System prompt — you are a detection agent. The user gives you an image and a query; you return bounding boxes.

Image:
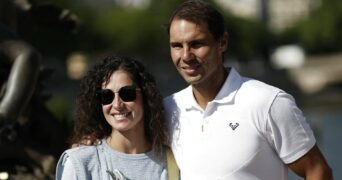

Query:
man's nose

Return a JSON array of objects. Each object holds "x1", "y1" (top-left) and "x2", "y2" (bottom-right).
[{"x1": 182, "y1": 47, "x2": 194, "y2": 61}]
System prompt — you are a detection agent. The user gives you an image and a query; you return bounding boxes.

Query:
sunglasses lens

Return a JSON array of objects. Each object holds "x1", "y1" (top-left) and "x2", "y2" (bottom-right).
[
  {"x1": 100, "y1": 89, "x2": 114, "y2": 105},
  {"x1": 119, "y1": 86, "x2": 137, "y2": 102},
  {"x1": 99, "y1": 86, "x2": 137, "y2": 104}
]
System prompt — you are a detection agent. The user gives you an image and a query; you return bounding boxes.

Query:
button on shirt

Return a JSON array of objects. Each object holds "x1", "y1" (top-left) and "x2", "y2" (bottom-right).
[{"x1": 163, "y1": 67, "x2": 316, "y2": 180}]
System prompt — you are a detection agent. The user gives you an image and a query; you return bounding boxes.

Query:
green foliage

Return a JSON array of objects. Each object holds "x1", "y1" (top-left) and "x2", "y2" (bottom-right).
[
  {"x1": 61, "y1": 1, "x2": 181, "y2": 57},
  {"x1": 27, "y1": 0, "x2": 342, "y2": 61},
  {"x1": 46, "y1": 95, "x2": 72, "y2": 122},
  {"x1": 92, "y1": 8, "x2": 161, "y2": 54},
  {"x1": 279, "y1": 0, "x2": 342, "y2": 53},
  {"x1": 224, "y1": 14, "x2": 270, "y2": 61}
]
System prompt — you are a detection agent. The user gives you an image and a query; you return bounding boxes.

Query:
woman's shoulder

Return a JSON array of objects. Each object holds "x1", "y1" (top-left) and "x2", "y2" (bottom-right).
[
  {"x1": 66, "y1": 145, "x2": 98, "y2": 156},
  {"x1": 56, "y1": 144, "x2": 107, "y2": 179},
  {"x1": 61, "y1": 144, "x2": 104, "y2": 166}
]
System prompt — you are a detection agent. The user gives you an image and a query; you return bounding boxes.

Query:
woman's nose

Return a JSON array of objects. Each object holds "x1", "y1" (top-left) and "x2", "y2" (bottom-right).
[{"x1": 112, "y1": 93, "x2": 123, "y2": 109}]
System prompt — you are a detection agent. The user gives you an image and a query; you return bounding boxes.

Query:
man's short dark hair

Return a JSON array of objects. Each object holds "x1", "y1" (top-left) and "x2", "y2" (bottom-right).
[{"x1": 167, "y1": 0, "x2": 226, "y2": 40}]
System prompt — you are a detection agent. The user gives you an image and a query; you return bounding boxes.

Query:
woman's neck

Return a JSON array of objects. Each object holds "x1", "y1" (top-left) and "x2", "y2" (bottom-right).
[{"x1": 107, "y1": 130, "x2": 151, "y2": 154}]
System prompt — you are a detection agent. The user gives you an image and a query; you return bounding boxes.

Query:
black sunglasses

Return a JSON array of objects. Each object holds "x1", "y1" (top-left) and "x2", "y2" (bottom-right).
[{"x1": 97, "y1": 85, "x2": 140, "y2": 105}]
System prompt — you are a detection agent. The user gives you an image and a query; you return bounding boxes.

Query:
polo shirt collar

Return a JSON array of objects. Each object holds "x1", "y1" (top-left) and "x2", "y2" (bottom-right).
[
  {"x1": 184, "y1": 67, "x2": 243, "y2": 110},
  {"x1": 183, "y1": 85, "x2": 199, "y2": 110},
  {"x1": 213, "y1": 67, "x2": 242, "y2": 104}
]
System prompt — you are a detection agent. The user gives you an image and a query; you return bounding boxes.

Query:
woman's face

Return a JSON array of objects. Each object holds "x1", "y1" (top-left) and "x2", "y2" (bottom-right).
[{"x1": 101, "y1": 70, "x2": 144, "y2": 133}]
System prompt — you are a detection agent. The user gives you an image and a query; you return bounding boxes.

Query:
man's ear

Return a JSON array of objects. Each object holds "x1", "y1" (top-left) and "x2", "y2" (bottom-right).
[{"x1": 219, "y1": 32, "x2": 228, "y2": 53}]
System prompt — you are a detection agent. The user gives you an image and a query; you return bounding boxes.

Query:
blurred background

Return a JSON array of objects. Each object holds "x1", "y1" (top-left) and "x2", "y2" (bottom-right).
[{"x1": 0, "y1": 0, "x2": 341, "y2": 179}]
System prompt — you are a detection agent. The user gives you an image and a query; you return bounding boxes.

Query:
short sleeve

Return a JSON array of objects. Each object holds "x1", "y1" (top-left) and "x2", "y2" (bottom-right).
[
  {"x1": 56, "y1": 154, "x2": 77, "y2": 180},
  {"x1": 265, "y1": 92, "x2": 316, "y2": 164}
]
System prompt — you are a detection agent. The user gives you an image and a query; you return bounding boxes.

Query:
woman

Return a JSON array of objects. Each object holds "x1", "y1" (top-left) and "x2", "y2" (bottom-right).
[{"x1": 56, "y1": 55, "x2": 170, "y2": 180}]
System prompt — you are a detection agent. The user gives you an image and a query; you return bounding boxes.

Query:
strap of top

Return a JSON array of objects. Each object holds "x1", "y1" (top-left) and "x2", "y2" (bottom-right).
[{"x1": 166, "y1": 147, "x2": 179, "y2": 180}]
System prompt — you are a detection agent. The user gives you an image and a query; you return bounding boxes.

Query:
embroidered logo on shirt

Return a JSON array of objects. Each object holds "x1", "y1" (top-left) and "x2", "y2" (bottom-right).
[{"x1": 229, "y1": 122, "x2": 239, "y2": 130}]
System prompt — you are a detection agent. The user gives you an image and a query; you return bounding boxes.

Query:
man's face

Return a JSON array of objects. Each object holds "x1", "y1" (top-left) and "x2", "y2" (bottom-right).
[{"x1": 169, "y1": 19, "x2": 227, "y2": 86}]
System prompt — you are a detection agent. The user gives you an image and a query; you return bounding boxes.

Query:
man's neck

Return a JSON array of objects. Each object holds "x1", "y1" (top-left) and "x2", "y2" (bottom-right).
[{"x1": 192, "y1": 67, "x2": 228, "y2": 110}]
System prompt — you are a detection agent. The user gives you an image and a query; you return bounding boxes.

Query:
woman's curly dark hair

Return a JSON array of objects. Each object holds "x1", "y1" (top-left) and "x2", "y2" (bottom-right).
[{"x1": 70, "y1": 55, "x2": 168, "y2": 155}]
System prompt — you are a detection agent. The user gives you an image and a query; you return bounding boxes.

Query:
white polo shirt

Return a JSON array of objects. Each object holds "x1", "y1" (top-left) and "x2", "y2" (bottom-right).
[{"x1": 164, "y1": 68, "x2": 316, "y2": 180}]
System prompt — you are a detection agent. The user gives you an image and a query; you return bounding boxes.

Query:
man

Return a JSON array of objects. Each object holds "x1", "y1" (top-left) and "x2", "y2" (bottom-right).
[{"x1": 163, "y1": 0, "x2": 333, "y2": 179}]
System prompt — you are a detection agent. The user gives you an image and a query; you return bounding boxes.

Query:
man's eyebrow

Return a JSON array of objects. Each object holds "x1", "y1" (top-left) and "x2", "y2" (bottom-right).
[
  {"x1": 190, "y1": 39, "x2": 205, "y2": 44},
  {"x1": 169, "y1": 41, "x2": 181, "y2": 45}
]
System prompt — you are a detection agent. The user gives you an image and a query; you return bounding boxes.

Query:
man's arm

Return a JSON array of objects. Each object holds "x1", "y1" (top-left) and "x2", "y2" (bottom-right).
[{"x1": 288, "y1": 145, "x2": 333, "y2": 180}]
